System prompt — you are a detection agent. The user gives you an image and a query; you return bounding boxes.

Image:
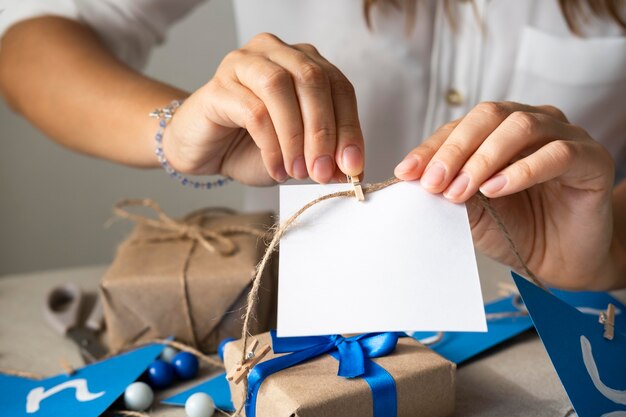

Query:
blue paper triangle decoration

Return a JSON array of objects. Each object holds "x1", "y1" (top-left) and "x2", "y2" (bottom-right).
[
  {"x1": 0, "y1": 343, "x2": 163, "y2": 417},
  {"x1": 512, "y1": 272, "x2": 626, "y2": 417}
]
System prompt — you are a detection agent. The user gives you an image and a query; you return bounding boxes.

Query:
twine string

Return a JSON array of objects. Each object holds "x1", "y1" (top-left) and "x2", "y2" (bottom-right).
[
  {"x1": 181, "y1": 240, "x2": 200, "y2": 347},
  {"x1": 104, "y1": 331, "x2": 229, "y2": 371},
  {"x1": 0, "y1": 369, "x2": 44, "y2": 379},
  {"x1": 114, "y1": 411, "x2": 150, "y2": 417},
  {"x1": 151, "y1": 339, "x2": 225, "y2": 369},
  {"x1": 113, "y1": 404, "x2": 232, "y2": 417},
  {"x1": 474, "y1": 193, "x2": 546, "y2": 290}
]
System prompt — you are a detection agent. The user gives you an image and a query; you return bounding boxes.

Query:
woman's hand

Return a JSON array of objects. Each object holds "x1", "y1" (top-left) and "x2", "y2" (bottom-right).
[
  {"x1": 395, "y1": 101, "x2": 620, "y2": 290},
  {"x1": 162, "y1": 33, "x2": 364, "y2": 186}
]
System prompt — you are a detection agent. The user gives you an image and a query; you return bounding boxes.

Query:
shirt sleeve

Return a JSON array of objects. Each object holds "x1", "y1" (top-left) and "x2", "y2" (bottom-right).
[{"x1": 0, "y1": 0, "x2": 204, "y2": 69}]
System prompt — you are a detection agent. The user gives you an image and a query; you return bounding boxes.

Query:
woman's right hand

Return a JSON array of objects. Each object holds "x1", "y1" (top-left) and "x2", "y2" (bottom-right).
[
  {"x1": 162, "y1": 33, "x2": 365, "y2": 186},
  {"x1": 394, "y1": 101, "x2": 622, "y2": 290}
]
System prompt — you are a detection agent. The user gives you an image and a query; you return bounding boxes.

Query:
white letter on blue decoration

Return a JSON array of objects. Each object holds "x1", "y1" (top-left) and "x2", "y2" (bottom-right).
[{"x1": 26, "y1": 379, "x2": 105, "y2": 413}]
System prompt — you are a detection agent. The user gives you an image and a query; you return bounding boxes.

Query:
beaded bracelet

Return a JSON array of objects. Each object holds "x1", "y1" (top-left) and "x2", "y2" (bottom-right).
[{"x1": 149, "y1": 99, "x2": 232, "y2": 190}]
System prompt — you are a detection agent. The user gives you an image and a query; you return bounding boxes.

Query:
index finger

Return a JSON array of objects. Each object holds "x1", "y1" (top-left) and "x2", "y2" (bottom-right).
[
  {"x1": 394, "y1": 120, "x2": 460, "y2": 180},
  {"x1": 294, "y1": 44, "x2": 365, "y2": 178}
]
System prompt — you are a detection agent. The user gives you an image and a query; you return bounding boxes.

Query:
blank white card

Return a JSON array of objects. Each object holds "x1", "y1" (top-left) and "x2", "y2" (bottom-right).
[{"x1": 277, "y1": 181, "x2": 487, "y2": 337}]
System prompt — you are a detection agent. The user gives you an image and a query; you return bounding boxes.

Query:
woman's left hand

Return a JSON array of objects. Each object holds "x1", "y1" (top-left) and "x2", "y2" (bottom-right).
[{"x1": 394, "y1": 101, "x2": 620, "y2": 290}]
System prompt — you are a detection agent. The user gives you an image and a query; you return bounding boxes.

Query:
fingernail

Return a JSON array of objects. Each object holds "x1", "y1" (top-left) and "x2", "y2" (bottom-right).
[
  {"x1": 421, "y1": 162, "x2": 446, "y2": 188},
  {"x1": 275, "y1": 165, "x2": 288, "y2": 182},
  {"x1": 312, "y1": 155, "x2": 334, "y2": 183},
  {"x1": 444, "y1": 172, "x2": 470, "y2": 199},
  {"x1": 293, "y1": 156, "x2": 308, "y2": 179},
  {"x1": 394, "y1": 155, "x2": 419, "y2": 176},
  {"x1": 342, "y1": 145, "x2": 363, "y2": 175},
  {"x1": 480, "y1": 174, "x2": 507, "y2": 195}
]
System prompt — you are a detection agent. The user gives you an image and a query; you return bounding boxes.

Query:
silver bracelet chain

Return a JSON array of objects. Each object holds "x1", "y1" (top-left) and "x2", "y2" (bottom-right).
[{"x1": 150, "y1": 100, "x2": 232, "y2": 190}]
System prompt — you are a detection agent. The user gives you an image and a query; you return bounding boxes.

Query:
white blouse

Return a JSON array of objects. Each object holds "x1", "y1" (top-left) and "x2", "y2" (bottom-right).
[{"x1": 1, "y1": 0, "x2": 625, "y2": 209}]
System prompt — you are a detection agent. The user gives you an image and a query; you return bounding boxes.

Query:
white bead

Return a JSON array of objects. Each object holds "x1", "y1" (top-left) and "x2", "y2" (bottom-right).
[
  {"x1": 124, "y1": 382, "x2": 154, "y2": 411},
  {"x1": 161, "y1": 346, "x2": 178, "y2": 363},
  {"x1": 185, "y1": 392, "x2": 215, "y2": 417}
]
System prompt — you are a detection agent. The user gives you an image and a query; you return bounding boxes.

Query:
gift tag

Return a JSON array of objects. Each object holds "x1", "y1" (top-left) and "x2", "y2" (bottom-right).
[
  {"x1": 161, "y1": 372, "x2": 234, "y2": 412},
  {"x1": 412, "y1": 294, "x2": 533, "y2": 364},
  {"x1": 512, "y1": 272, "x2": 626, "y2": 417},
  {"x1": 0, "y1": 344, "x2": 163, "y2": 416},
  {"x1": 278, "y1": 181, "x2": 486, "y2": 336}
]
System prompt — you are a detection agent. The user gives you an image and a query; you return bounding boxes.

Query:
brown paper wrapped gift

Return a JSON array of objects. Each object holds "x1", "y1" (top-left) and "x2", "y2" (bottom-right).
[
  {"x1": 100, "y1": 199, "x2": 277, "y2": 353},
  {"x1": 224, "y1": 331, "x2": 456, "y2": 417}
]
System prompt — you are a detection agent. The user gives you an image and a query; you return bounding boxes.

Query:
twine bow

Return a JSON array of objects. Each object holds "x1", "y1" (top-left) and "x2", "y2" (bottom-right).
[{"x1": 112, "y1": 199, "x2": 267, "y2": 256}]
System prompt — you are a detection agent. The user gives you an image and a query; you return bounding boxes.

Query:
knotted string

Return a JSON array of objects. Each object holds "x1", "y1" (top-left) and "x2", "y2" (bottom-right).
[
  {"x1": 232, "y1": 177, "x2": 547, "y2": 416},
  {"x1": 112, "y1": 199, "x2": 269, "y2": 347}
]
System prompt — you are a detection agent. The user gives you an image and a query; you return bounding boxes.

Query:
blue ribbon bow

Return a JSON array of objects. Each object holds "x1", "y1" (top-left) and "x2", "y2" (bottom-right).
[{"x1": 246, "y1": 331, "x2": 402, "y2": 417}]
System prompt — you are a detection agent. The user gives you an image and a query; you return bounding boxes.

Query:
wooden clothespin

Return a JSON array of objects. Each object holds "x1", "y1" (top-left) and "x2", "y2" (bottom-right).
[
  {"x1": 226, "y1": 338, "x2": 271, "y2": 384},
  {"x1": 599, "y1": 303, "x2": 616, "y2": 341},
  {"x1": 347, "y1": 175, "x2": 364, "y2": 202}
]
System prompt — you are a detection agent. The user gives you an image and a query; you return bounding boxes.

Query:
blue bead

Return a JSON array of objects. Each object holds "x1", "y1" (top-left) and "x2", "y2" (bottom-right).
[
  {"x1": 172, "y1": 352, "x2": 199, "y2": 380},
  {"x1": 217, "y1": 338, "x2": 236, "y2": 362},
  {"x1": 182, "y1": 178, "x2": 189, "y2": 185},
  {"x1": 159, "y1": 120, "x2": 167, "y2": 127},
  {"x1": 206, "y1": 183, "x2": 212, "y2": 189},
  {"x1": 148, "y1": 360, "x2": 175, "y2": 389}
]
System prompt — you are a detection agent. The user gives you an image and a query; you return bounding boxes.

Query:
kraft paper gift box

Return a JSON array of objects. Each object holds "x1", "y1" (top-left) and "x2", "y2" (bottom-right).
[
  {"x1": 224, "y1": 331, "x2": 456, "y2": 417},
  {"x1": 100, "y1": 200, "x2": 277, "y2": 353}
]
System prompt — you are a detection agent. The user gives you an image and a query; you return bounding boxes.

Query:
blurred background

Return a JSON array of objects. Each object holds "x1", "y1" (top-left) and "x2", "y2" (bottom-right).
[
  {"x1": 0, "y1": 0, "x2": 508, "y2": 284},
  {"x1": 0, "y1": 0, "x2": 244, "y2": 275}
]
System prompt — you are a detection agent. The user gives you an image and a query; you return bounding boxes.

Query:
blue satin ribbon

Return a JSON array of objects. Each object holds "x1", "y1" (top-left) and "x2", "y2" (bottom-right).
[{"x1": 245, "y1": 331, "x2": 401, "y2": 417}]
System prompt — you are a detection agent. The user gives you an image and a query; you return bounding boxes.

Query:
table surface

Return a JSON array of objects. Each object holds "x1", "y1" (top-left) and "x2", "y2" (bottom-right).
[{"x1": 3, "y1": 262, "x2": 620, "y2": 416}]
